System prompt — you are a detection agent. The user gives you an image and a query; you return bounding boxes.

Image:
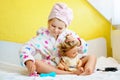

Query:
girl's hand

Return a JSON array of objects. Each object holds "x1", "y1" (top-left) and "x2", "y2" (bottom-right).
[
  {"x1": 25, "y1": 60, "x2": 36, "y2": 74},
  {"x1": 65, "y1": 34, "x2": 75, "y2": 43},
  {"x1": 65, "y1": 34, "x2": 81, "y2": 46}
]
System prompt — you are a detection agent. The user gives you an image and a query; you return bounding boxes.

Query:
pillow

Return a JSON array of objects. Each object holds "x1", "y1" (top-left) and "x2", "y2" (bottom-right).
[{"x1": 87, "y1": 37, "x2": 107, "y2": 58}]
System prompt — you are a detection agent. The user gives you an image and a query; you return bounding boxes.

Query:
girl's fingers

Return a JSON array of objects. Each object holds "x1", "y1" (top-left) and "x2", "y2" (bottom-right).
[
  {"x1": 30, "y1": 65, "x2": 36, "y2": 74},
  {"x1": 27, "y1": 63, "x2": 36, "y2": 74}
]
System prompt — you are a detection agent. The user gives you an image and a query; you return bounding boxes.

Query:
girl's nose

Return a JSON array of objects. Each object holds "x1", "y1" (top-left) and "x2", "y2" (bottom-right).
[{"x1": 54, "y1": 28, "x2": 58, "y2": 33}]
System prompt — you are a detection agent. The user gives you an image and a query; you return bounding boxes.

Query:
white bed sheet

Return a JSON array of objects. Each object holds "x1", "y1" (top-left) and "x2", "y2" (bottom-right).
[{"x1": 0, "y1": 56, "x2": 120, "y2": 80}]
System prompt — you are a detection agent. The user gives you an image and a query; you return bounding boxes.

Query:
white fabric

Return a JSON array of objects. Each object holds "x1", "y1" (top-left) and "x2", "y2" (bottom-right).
[
  {"x1": 48, "y1": 2, "x2": 73, "y2": 26},
  {"x1": 0, "y1": 56, "x2": 120, "y2": 80}
]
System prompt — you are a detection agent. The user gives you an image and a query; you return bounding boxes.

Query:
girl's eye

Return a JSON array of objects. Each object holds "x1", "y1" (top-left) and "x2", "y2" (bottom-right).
[
  {"x1": 58, "y1": 27, "x2": 62, "y2": 30},
  {"x1": 52, "y1": 25, "x2": 56, "y2": 28}
]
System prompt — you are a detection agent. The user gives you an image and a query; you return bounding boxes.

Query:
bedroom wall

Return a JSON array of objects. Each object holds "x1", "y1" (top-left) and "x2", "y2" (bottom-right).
[
  {"x1": 0, "y1": 0, "x2": 111, "y2": 56},
  {"x1": 88, "y1": 0, "x2": 113, "y2": 21}
]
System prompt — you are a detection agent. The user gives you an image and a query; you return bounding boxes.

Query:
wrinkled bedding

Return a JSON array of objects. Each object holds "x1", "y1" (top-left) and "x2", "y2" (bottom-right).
[{"x1": 0, "y1": 56, "x2": 120, "y2": 80}]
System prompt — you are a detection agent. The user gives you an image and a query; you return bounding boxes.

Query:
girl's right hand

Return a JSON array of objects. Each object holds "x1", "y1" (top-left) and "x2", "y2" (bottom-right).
[{"x1": 25, "y1": 60, "x2": 36, "y2": 74}]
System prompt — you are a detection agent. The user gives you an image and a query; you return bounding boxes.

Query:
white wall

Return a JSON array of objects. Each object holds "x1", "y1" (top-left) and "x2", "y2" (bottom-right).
[
  {"x1": 88, "y1": 0, "x2": 113, "y2": 21},
  {"x1": 112, "y1": 0, "x2": 120, "y2": 25}
]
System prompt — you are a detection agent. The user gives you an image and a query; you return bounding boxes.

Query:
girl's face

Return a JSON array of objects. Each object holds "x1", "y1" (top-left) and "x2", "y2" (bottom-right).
[
  {"x1": 48, "y1": 18, "x2": 66, "y2": 39},
  {"x1": 65, "y1": 46, "x2": 78, "y2": 58}
]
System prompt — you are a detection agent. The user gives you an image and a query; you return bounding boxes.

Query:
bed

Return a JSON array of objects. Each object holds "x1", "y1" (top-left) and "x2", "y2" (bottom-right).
[{"x1": 0, "y1": 37, "x2": 120, "y2": 80}]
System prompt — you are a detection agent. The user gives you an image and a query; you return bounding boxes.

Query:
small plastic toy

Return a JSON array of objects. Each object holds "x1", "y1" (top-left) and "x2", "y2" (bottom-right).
[{"x1": 40, "y1": 72, "x2": 56, "y2": 77}]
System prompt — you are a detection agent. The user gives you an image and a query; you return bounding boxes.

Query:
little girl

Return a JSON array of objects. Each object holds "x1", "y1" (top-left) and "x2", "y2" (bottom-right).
[{"x1": 19, "y1": 2, "x2": 96, "y2": 76}]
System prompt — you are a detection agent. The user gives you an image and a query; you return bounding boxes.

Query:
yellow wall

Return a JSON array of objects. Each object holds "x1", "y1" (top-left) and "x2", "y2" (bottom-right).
[{"x1": 0, "y1": 0, "x2": 111, "y2": 56}]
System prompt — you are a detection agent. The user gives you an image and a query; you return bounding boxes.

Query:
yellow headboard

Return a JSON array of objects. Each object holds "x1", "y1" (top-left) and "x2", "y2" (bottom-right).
[{"x1": 0, "y1": 0, "x2": 111, "y2": 56}]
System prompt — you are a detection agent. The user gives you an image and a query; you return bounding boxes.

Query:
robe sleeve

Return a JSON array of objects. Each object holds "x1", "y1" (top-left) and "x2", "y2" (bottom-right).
[{"x1": 19, "y1": 43, "x2": 36, "y2": 67}]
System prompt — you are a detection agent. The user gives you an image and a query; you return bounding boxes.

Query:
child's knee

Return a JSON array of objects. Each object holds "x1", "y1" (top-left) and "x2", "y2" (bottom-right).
[
  {"x1": 88, "y1": 55, "x2": 97, "y2": 63},
  {"x1": 88, "y1": 54, "x2": 97, "y2": 59},
  {"x1": 85, "y1": 68, "x2": 93, "y2": 75}
]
